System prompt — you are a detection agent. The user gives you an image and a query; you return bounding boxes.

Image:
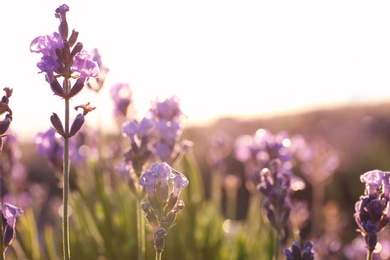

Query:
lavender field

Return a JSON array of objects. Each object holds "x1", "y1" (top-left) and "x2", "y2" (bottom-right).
[{"x1": 2, "y1": 3, "x2": 390, "y2": 260}]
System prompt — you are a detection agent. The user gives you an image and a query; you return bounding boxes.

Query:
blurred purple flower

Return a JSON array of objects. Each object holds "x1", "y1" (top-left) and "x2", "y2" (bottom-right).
[
  {"x1": 234, "y1": 128, "x2": 297, "y2": 192},
  {"x1": 110, "y1": 83, "x2": 132, "y2": 118},
  {"x1": 207, "y1": 131, "x2": 233, "y2": 173},
  {"x1": 34, "y1": 128, "x2": 63, "y2": 170},
  {"x1": 149, "y1": 96, "x2": 182, "y2": 121},
  {"x1": 292, "y1": 135, "x2": 340, "y2": 184}
]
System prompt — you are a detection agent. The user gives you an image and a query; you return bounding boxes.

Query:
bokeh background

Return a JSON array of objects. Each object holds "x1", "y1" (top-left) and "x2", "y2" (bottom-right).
[{"x1": 2, "y1": 1, "x2": 390, "y2": 259}]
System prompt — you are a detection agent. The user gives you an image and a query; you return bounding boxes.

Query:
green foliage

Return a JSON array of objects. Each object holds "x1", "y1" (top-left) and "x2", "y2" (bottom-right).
[{"x1": 8, "y1": 151, "x2": 276, "y2": 260}]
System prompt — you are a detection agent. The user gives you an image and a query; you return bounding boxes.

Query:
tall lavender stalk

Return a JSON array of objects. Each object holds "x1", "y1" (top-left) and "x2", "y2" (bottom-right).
[
  {"x1": 139, "y1": 162, "x2": 189, "y2": 260},
  {"x1": 354, "y1": 170, "x2": 390, "y2": 260},
  {"x1": 0, "y1": 90, "x2": 26, "y2": 260},
  {"x1": 30, "y1": 5, "x2": 99, "y2": 259},
  {"x1": 118, "y1": 95, "x2": 189, "y2": 260}
]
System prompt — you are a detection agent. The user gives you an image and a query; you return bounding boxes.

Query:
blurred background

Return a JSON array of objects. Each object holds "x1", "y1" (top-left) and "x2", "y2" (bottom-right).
[
  {"x1": 1, "y1": 1, "x2": 390, "y2": 258},
  {"x1": 1, "y1": 0, "x2": 390, "y2": 142}
]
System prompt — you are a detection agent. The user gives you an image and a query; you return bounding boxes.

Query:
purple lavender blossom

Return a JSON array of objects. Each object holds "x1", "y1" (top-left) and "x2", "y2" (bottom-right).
[
  {"x1": 146, "y1": 96, "x2": 184, "y2": 161},
  {"x1": 30, "y1": 32, "x2": 64, "y2": 56},
  {"x1": 355, "y1": 170, "x2": 390, "y2": 253},
  {"x1": 71, "y1": 50, "x2": 100, "y2": 79},
  {"x1": 139, "y1": 162, "x2": 189, "y2": 253},
  {"x1": 259, "y1": 158, "x2": 292, "y2": 244},
  {"x1": 149, "y1": 96, "x2": 182, "y2": 121},
  {"x1": 234, "y1": 129, "x2": 301, "y2": 193}
]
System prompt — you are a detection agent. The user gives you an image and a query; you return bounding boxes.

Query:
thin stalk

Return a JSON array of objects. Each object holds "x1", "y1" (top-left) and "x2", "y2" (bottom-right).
[
  {"x1": 211, "y1": 171, "x2": 222, "y2": 206},
  {"x1": 226, "y1": 186, "x2": 237, "y2": 220},
  {"x1": 136, "y1": 196, "x2": 145, "y2": 260},
  {"x1": 367, "y1": 250, "x2": 373, "y2": 260},
  {"x1": 155, "y1": 251, "x2": 162, "y2": 260},
  {"x1": 62, "y1": 84, "x2": 71, "y2": 260},
  {"x1": 311, "y1": 179, "x2": 324, "y2": 238},
  {"x1": 0, "y1": 155, "x2": 3, "y2": 260},
  {"x1": 274, "y1": 230, "x2": 280, "y2": 260}
]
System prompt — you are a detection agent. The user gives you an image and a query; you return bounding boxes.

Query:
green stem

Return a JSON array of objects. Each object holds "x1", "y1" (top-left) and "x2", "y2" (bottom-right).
[
  {"x1": 136, "y1": 196, "x2": 145, "y2": 260},
  {"x1": 226, "y1": 186, "x2": 237, "y2": 220},
  {"x1": 367, "y1": 250, "x2": 373, "y2": 260},
  {"x1": 155, "y1": 251, "x2": 162, "y2": 260},
  {"x1": 62, "y1": 89, "x2": 70, "y2": 260},
  {"x1": 274, "y1": 230, "x2": 280, "y2": 260}
]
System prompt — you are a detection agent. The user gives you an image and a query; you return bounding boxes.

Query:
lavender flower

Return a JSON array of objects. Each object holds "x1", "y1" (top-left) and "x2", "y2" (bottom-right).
[
  {"x1": 139, "y1": 162, "x2": 189, "y2": 253},
  {"x1": 147, "y1": 96, "x2": 185, "y2": 162},
  {"x1": 260, "y1": 159, "x2": 292, "y2": 244},
  {"x1": 1, "y1": 202, "x2": 23, "y2": 253},
  {"x1": 71, "y1": 50, "x2": 100, "y2": 79},
  {"x1": 234, "y1": 129, "x2": 304, "y2": 193},
  {"x1": 355, "y1": 170, "x2": 390, "y2": 253},
  {"x1": 122, "y1": 117, "x2": 155, "y2": 175},
  {"x1": 284, "y1": 241, "x2": 315, "y2": 260},
  {"x1": 121, "y1": 95, "x2": 190, "y2": 177}
]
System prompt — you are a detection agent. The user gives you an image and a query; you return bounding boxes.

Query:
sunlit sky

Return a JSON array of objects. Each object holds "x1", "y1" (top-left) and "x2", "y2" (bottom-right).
[{"x1": 1, "y1": 1, "x2": 390, "y2": 142}]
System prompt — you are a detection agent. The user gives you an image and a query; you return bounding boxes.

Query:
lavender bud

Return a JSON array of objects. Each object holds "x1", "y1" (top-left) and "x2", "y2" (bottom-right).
[
  {"x1": 50, "y1": 113, "x2": 65, "y2": 136},
  {"x1": 0, "y1": 115, "x2": 12, "y2": 135},
  {"x1": 154, "y1": 227, "x2": 167, "y2": 253},
  {"x1": 3, "y1": 224, "x2": 15, "y2": 250},
  {"x1": 58, "y1": 22, "x2": 68, "y2": 41},
  {"x1": 62, "y1": 41, "x2": 71, "y2": 63},
  {"x1": 70, "y1": 42, "x2": 83, "y2": 59},
  {"x1": 69, "y1": 114, "x2": 84, "y2": 137},
  {"x1": 49, "y1": 78, "x2": 65, "y2": 97},
  {"x1": 141, "y1": 202, "x2": 158, "y2": 229},
  {"x1": 68, "y1": 29, "x2": 79, "y2": 47},
  {"x1": 68, "y1": 77, "x2": 85, "y2": 98},
  {"x1": 3, "y1": 88, "x2": 12, "y2": 99}
]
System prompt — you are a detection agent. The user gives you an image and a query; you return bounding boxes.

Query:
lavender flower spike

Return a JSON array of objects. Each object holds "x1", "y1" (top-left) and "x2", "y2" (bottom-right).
[
  {"x1": 355, "y1": 169, "x2": 390, "y2": 253},
  {"x1": 139, "y1": 162, "x2": 189, "y2": 255}
]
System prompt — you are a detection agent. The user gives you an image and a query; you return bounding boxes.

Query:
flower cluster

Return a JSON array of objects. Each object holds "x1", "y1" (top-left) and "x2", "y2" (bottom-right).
[
  {"x1": 355, "y1": 170, "x2": 390, "y2": 252},
  {"x1": 139, "y1": 162, "x2": 189, "y2": 253},
  {"x1": 284, "y1": 241, "x2": 315, "y2": 260},
  {"x1": 234, "y1": 128, "x2": 295, "y2": 192},
  {"x1": 120, "y1": 95, "x2": 189, "y2": 178},
  {"x1": 30, "y1": 4, "x2": 99, "y2": 138}
]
